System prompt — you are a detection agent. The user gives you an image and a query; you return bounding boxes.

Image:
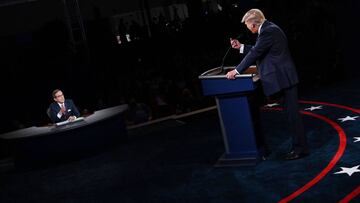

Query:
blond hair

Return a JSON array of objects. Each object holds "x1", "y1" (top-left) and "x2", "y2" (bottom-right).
[{"x1": 241, "y1": 9, "x2": 266, "y2": 25}]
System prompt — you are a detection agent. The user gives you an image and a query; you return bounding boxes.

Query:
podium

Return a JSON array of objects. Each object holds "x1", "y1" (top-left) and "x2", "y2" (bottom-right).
[{"x1": 199, "y1": 66, "x2": 261, "y2": 166}]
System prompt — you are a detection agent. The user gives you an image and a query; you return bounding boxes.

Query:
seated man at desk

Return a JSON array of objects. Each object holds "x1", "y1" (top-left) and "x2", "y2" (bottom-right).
[{"x1": 48, "y1": 89, "x2": 80, "y2": 123}]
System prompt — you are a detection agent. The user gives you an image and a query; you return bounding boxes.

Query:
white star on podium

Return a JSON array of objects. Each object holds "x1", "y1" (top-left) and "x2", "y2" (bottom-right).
[
  {"x1": 265, "y1": 103, "x2": 279, "y2": 107},
  {"x1": 304, "y1": 106, "x2": 323, "y2": 111},
  {"x1": 354, "y1": 137, "x2": 360, "y2": 143},
  {"x1": 337, "y1": 116, "x2": 359, "y2": 122},
  {"x1": 334, "y1": 165, "x2": 360, "y2": 176}
]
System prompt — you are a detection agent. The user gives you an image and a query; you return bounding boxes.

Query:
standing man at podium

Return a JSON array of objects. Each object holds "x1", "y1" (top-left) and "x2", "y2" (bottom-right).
[
  {"x1": 226, "y1": 9, "x2": 309, "y2": 160},
  {"x1": 48, "y1": 89, "x2": 80, "y2": 123}
]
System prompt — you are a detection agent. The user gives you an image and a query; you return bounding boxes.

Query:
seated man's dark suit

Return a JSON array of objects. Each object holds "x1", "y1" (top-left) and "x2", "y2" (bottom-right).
[{"x1": 48, "y1": 99, "x2": 80, "y2": 123}]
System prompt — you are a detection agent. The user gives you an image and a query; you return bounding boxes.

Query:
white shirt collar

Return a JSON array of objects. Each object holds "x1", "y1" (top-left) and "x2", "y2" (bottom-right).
[{"x1": 258, "y1": 20, "x2": 266, "y2": 35}]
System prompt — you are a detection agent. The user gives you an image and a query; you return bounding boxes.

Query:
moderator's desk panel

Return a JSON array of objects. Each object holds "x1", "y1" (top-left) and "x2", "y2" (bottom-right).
[
  {"x1": 0, "y1": 105, "x2": 128, "y2": 139},
  {"x1": 0, "y1": 104, "x2": 128, "y2": 165}
]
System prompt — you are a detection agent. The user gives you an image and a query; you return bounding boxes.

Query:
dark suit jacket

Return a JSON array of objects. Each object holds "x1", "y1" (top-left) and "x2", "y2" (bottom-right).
[
  {"x1": 235, "y1": 20, "x2": 299, "y2": 96},
  {"x1": 48, "y1": 99, "x2": 80, "y2": 123}
]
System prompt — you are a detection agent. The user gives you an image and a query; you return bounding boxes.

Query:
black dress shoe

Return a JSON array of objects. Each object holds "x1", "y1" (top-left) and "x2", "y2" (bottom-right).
[{"x1": 284, "y1": 150, "x2": 309, "y2": 160}]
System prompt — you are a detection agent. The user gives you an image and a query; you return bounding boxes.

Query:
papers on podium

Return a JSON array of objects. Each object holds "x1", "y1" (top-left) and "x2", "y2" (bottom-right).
[{"x1": 55, "y1": 117, "x2": 84, "y2": 127}]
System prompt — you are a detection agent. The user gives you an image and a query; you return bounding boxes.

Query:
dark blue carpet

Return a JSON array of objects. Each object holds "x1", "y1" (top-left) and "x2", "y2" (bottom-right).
[{"x1": 0, "y1": 79, "x2": 359, "y2": 203}]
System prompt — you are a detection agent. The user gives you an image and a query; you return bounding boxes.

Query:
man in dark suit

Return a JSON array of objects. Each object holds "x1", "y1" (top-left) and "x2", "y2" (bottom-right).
[
  {"x1": 48, "y1": 89, "x2": 80, "y2": 123},
  {"x1": 226, "y1": 9, "x2": 308, "y2": 160}
]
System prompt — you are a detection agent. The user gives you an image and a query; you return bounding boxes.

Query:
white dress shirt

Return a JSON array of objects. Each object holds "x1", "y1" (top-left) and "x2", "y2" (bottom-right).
[
  {"x1": 239, "y1": 21, "x2": 264, "y2": 54},
  {"x1": 57, "y1": 103, "x2": 65, "y2": 119}
]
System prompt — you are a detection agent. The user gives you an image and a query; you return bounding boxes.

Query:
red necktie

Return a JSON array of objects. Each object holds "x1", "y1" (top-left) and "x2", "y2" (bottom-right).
[{"x1": 61, "y1": 104, "x2": 67, "y2": 117}]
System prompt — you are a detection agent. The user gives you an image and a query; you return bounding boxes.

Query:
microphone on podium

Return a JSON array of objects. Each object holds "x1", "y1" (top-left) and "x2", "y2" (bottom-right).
[{"x1": 220, "y1": 33, "x2": 243, "y2": 74}]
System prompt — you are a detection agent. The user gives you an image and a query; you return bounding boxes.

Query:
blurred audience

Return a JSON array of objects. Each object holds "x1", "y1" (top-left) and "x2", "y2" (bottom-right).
[{"x1": 0, "y1": 1, "x2": 337, "y2": 131}]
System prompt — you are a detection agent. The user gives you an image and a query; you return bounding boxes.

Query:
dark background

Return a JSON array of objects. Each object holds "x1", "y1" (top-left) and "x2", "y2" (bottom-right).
[{"x1": 0, "y1": 0, "x2": 357, "y2": 134}]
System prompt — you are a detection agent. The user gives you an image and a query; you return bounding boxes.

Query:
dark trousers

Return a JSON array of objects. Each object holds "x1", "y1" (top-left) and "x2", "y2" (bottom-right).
[
  {"x1": 280, "y1": 85, "x2": 308, "y2": 153},
  {"x1": 251, "y1": 84, "x2": 308, "y2": 153},
  {"x1": 249, "y1": 85, "x2": 268, "y2": 152}
]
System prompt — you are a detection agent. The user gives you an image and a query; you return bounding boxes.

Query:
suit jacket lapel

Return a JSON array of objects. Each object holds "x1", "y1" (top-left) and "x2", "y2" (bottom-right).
[
  {"x1": 55, "y1": 102, "x2": 61, "y2": 112},
  {"x1": 64, "y1": 100, "x2": 69, "y2": 110}
]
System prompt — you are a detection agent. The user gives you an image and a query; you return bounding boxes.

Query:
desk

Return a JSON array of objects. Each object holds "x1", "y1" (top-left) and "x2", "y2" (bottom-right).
[{"x1": 0, "y1": 105, "x2": 128, "y2": 165}]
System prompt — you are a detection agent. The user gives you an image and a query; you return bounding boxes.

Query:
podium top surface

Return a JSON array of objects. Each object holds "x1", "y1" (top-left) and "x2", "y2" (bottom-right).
[
  {"x1": 198, "y1": 66, "x2": 258, "y2": 80},
  {"x1": 198, "y1": 66, "x2": 259, "y2": 96}
]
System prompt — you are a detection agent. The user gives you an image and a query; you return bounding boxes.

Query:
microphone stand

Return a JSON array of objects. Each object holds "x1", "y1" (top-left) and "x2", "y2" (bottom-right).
[
  {"x1": 219, "y1": 34, "x2": 243, "y2": 74},
  {"x1": 220, "y1": 45, "x2": 232, "y2": 74}
]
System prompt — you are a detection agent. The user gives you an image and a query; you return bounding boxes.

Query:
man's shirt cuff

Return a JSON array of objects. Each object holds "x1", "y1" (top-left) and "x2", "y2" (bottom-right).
[{"x1": 239, "y1": 44, "x2": 244, "y2": 53}]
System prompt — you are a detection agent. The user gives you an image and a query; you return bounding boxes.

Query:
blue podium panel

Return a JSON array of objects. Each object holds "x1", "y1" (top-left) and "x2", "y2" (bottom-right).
[
  {"x1": 215, "y1": 95, "x2": 259, "y2": 167},
  {"x1": 200, "y1": 77, "x2": 256, "y2": 96},
  {"x1": 199, "y1": 66, "x2": 258, "y2": 96},
  {"x1": 199, "y1": 66, "x2": 261, "y2": 167},
  {"x1": 216, "y1": 96, "x2": 257, "y2": 155}
]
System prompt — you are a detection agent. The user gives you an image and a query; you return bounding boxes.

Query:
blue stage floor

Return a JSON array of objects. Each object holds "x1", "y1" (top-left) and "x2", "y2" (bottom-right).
[{"x1": 0, "y1": 79, "x2": 359, "y2": 203}]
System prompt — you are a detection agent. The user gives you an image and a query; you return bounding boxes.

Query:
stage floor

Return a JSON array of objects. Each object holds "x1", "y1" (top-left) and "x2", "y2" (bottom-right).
[{"x1": 0, "y1": 79, "x2": 359, "y2": 202}]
